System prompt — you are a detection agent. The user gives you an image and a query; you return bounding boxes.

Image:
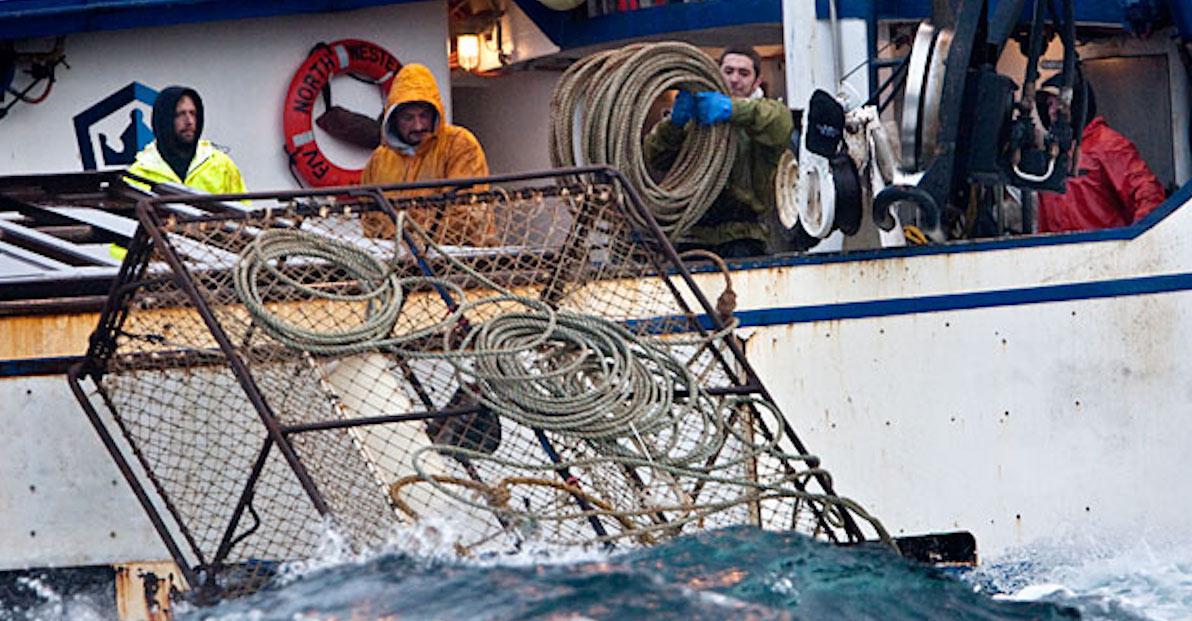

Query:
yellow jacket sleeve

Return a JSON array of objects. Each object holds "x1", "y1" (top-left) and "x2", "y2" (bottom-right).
[{"x1": 443, "y1": 128, "x2": 489, "y2": 181}]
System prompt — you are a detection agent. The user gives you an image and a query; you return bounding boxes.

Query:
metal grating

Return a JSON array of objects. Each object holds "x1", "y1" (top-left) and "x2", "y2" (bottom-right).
[{"x1": 68, "y1": 168, "x2": 888, "y2": 600}]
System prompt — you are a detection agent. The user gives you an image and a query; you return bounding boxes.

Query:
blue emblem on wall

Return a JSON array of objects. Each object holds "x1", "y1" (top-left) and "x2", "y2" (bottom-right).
[{"x1": 73, "y1": 82, "x2": 158, "y2": 170}]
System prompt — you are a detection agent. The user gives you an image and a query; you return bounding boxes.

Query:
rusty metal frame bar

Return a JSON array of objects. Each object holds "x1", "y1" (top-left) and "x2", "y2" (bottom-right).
[
  {"x1": 69, "y1": 216, "x2": 211, "y2": 584},
  {"x1": 67, "y1": 361, "x2": 201, "y2": 590},
  {"x1": 83, "y1": 227, "x2": 156, "y2": 371},
  {"x1": 0, "y1": 218, "x2": 121, "y2": 267},
  {"x1": 278, "y1": 385, "x2": 762, "y2": 435},
  {"x1": 209, "y1": 436, "x2": 274, "y2": 575},
  {"x1": 137, "y1": 166, "x2": 622, "y2": 209}
]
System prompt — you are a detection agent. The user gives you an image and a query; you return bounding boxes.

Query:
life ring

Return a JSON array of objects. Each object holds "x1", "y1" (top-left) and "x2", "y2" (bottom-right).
[{"x1": 283, "y1": 39, "x2": 400, "y2": 187}]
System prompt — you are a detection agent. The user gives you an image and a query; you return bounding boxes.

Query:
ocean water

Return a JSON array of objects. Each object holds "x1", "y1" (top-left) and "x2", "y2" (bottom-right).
[
  {"x1": 4, "y1": 526, "x2": 1191, "y2": 620},
  {"x1": 970, "y1": 534, "x2": 1192, "y2": 621}
]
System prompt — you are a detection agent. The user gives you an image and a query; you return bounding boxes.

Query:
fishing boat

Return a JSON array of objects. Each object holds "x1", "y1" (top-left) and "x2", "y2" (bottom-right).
[{"x1": 1, "y1": 0, "x2": 1189, "y2": 618}]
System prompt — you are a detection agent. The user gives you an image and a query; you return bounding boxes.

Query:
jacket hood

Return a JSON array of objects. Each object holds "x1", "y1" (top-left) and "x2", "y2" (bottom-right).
[
  {"x1": 151, "y1": 86, "x2": 204, "y2": 181},
  {"x1": 381, "y1": 64, "x2": 445, "y2": 152},
  {"x1": 1039, "y1": 70, "x2": 1096, "y2": 131}
]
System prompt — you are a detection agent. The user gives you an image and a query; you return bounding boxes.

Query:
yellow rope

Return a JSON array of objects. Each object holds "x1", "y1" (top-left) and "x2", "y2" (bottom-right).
[{"x1": 389, "y1": 474, "x2": 657, "y2": 545}]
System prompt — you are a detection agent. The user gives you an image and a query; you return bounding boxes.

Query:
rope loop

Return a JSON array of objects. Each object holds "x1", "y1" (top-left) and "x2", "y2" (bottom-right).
[{"x1": 550, "y1": 41, "x2": 737, "y2": 239}]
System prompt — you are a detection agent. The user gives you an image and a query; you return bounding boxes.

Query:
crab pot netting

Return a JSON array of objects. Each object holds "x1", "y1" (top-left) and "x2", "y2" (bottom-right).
[{"x1": 77, "y1": 174, "x2": 886, "y2": 594}]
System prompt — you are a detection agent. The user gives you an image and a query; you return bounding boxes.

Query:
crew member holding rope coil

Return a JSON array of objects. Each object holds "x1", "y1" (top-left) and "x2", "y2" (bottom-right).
[
  {"x1": 644, "y1": 46, "x2": 793, "y2": 258},
  {"x1": 360, "y1": 63, "x2": 495, "y2": 245}
]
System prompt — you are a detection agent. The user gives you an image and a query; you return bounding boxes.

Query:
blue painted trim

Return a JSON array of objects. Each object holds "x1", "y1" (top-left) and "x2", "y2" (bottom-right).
[
  {"x1": 0, "y1": 0, "x2": 421, "y2": 40},
  {"x1": 510, "y1": 0, "x2": 569, "y2": 47},
  {"x1": 628, "y1": 271, "x2": 1192, "y2": 334},
  {"x1": 0, "y1": 356, "x2": 82, "y2": 378},
  {"x1": 512, "y1": 0, "x2": 782, "y2": 49},
  {"x1": 1171, "y1": 0, "x2": 1192, "y2": 41},
  {"x1": 823, "y1": 0, "x2": 1124, "y2": 23},
  {"x1": 9, "y1": 272, "x2": 1192, "y2": 377},
  {"x1": 731, "y1": 272, "x2": 1192, "y2": 327},
  {"x1": 688, "y1": 178, "x2": 1192, "y2": 274},
  {"x1": 5, "y1": 0, "x2": 1132, "y2": 47}
]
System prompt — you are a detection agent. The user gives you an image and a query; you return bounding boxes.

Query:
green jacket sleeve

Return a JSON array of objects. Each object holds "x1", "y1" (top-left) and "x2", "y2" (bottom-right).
[
  {"x1": 729, "y1": 97, "x2": 794, "y2": 149},
  {"x1": 642, "y1": 119, "x2": 687, "y2": 174}
]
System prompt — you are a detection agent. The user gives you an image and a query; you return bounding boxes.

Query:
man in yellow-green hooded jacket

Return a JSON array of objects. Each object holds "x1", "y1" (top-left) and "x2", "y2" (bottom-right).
[{"x1": 126, "y1": 86, "x2": 246, "y2": 195}]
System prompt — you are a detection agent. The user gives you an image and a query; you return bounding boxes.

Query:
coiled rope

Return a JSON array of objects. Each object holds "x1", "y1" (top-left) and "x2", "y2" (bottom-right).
[
  {"x1": 232, "y1": 202, "x2": 891, "y2": 548},
  {"x1": 233, "y1": 220, "x2": 474, "y2": 356},
  {"x1": 452, "y1": 309, "x2": 731, "y2": 468},
  {"x1": 549, "y1": 42, "x2": 737, "y2": 239}
]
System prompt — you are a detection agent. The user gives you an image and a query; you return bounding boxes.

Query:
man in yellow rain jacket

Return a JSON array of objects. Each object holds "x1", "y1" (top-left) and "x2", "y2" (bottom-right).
[
  {"x1": 361, "y1": 63, "x2": 493, "y2": 244},
  {"x1": 126, "y1": 86, "x2": 246, "y2": 195}
]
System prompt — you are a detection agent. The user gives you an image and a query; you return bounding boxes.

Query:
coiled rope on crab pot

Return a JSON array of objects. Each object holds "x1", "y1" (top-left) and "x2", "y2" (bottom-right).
[{"x1": 232, "y1": 208, "x2": 893, "y2": 549}]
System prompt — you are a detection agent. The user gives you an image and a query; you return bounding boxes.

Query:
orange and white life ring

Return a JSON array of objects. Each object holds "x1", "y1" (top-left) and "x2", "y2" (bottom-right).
[{"x1": 283, "y1": 39, "x2": 400, "y2": 187}]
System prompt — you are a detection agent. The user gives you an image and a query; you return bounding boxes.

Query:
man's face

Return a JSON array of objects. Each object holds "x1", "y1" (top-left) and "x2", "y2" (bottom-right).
[
  {"x1": 1046, "y1": 93, "x2": 1061, "y2": 125},
  {"x1": 174, "y1": 95, "x2": 197, "y2": 144},
  {"x1": 396, "y1": 103, "x2": 436, "y2": 146},
  {"x1": 720, "y1": 53, "x2": 761, "y2": 99}
]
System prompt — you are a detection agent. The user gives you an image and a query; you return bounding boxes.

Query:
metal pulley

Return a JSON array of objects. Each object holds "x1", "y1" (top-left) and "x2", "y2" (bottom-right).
[{"x1": 899, "y1": 22, "x2": 953, "y2": 173}]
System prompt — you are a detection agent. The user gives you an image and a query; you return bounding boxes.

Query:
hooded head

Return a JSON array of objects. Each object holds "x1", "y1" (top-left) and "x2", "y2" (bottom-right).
[
  {"x1": 151, "y1": 86, "x2": 205, "y2": 181},
  {"x1": 1037, "y1": 69, "x2": 1097, "y2": 132},
  {"x1": 381, "y1": 64, "x2": 445, "y2": 155}
]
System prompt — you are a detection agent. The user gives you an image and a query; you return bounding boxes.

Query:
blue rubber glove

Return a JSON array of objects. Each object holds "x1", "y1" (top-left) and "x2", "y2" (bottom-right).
[
  {"x1": 695, "y1": 91, "x2": 733, "y2": 125},
  {"x1": 670, "y1": 90, "x2": 695, "y2": 126}
]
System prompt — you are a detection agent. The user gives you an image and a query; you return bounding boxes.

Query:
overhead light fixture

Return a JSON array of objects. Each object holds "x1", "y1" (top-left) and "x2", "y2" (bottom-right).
[{"x1": 457, "y1": 33, "x2": 481, "y2": 71}]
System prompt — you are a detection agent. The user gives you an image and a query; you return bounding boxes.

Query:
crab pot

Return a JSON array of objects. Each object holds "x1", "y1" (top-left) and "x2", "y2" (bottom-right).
[{"x1": 69, "y1": 168, "x2": 884, "y2": 598}]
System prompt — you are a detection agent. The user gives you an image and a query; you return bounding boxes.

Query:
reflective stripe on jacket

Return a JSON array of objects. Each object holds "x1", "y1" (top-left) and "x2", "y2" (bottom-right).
[
  {"x1": 644, "y1": 96, "x2": 793, "y2": 248},
  {"x1": 1038, "y1": 117, "x2": 1166, "y2": 233},
  {"x1": 126, "y1": 139, "x2": 246, "y2": 195},
  {"x1": 361, "y1": 64, "x2": 492, "y2": 244}
]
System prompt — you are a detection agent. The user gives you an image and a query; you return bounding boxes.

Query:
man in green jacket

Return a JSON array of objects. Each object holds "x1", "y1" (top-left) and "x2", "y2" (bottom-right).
[
  {"x1": 126, "y1": 86, "x2": 246, "y2": 195},
  {"x1": 644, "y1": 46, "x2": 792, "y2": 258}
]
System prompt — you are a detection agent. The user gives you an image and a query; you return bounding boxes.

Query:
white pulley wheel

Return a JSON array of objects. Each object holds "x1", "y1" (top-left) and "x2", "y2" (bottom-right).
[
  {"x1": 776, "y1": 149, "x2": 800, "y2": 229},
  {"x1": 796, "y1": 152, "x2": 836, "y2": 239}
]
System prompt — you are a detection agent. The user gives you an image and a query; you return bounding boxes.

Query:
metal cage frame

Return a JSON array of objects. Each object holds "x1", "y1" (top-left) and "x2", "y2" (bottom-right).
[{"x1": 68, "y1": 166, "x2": 877, "y2": 600}]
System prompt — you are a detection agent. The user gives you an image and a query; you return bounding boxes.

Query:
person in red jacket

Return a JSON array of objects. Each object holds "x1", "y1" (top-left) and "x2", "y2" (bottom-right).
[{"x1": 1035, "y1": 72, "x2": 1166, "y2": 233}]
